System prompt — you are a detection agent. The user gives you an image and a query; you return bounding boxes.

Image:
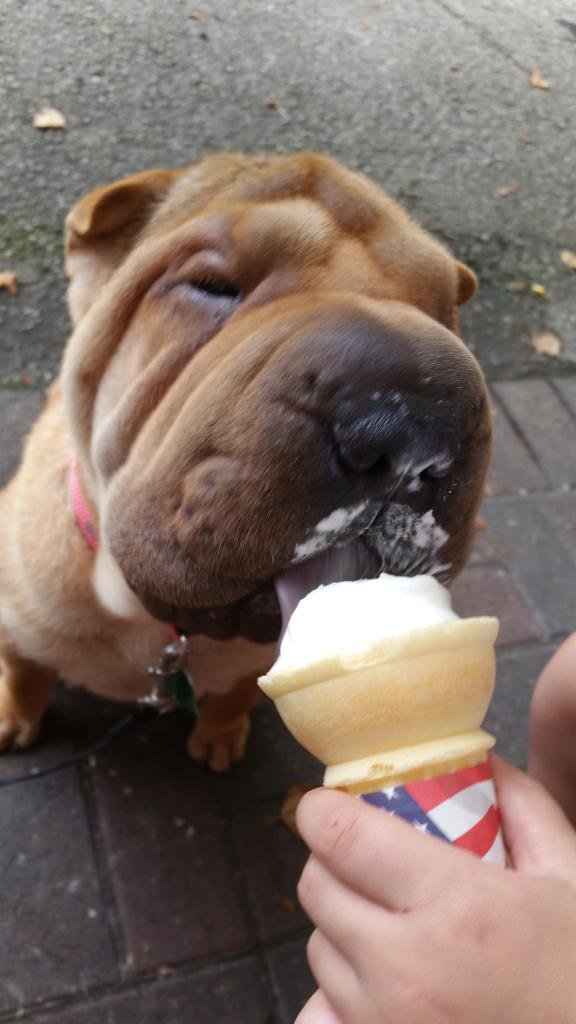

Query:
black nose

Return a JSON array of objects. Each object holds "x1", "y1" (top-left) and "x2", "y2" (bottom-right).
[{"x1": 331, "y1": 402, "x2": 455, "y2": 480}]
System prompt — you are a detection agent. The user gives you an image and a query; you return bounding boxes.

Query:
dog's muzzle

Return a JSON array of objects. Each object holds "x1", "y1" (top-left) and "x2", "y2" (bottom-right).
[{"x1": 105, "y1": 300, "x2": 491, "y2": 643}]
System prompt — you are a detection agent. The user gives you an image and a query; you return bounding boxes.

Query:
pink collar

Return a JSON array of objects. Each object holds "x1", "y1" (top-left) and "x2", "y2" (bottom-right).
[
  {"x1": 69, "y1": 457, "x2": 185, "y2": 652},
  {"x1": 69, "y1": 458, "x2": 99, "y2": 551},
  {"x1": 69, "y1": 458, "x2": 194, "y2": 709}
]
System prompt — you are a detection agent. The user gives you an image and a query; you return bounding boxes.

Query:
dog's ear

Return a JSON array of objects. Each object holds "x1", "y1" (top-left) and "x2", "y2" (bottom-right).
[
  {"x1": 455, "y1": 261, "x2": 477, "y2": 306},
  {"x1": 65, "y1": 168, "x2": 177, "y2": 324}
]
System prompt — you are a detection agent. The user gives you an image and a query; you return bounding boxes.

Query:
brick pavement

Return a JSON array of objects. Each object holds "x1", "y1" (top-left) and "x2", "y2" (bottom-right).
[{"x1": 0, "y1": 377, "x2": 575, "y2": 1023}]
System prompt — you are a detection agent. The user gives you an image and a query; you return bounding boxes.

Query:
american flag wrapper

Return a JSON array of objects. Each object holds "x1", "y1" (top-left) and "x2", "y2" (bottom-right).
[{"x1": 361, "y1": 759, "x2": 506, "y2": 866}]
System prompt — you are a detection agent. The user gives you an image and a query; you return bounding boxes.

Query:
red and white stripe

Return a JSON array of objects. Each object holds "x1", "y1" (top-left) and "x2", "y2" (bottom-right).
[{"x1": 406, "y1": 760, "x2": 506, "y2": 865}]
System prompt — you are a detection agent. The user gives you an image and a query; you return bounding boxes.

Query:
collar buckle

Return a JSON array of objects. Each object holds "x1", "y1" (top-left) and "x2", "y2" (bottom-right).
[{"x1": 141, "y1": 635, "x2": 197, "y2": 715}]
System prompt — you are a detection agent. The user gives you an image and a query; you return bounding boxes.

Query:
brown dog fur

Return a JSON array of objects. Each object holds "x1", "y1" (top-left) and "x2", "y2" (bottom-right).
[{"x1": 0, "y1": 152, "x2": 490, "y2": 769}]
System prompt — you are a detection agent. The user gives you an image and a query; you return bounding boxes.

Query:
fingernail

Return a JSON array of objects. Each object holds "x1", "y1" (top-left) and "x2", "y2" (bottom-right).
[{"x1": 297, "y1": 788, "x2": 350, "y2": 838}]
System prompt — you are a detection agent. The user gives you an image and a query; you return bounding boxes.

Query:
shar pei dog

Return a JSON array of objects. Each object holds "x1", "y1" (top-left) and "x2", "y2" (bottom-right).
[{"x1": 0, "y1": 152, "x2": 491, "y2": 771}]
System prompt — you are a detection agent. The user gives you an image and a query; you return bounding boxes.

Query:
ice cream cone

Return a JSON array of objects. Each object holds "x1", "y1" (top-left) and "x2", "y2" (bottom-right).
[
  {"x1": 259, "y1": 616, "x2": 499, "y2": 792},
  {"x1": 259, "y1": 576, "x2": 505, "y2": 864}
]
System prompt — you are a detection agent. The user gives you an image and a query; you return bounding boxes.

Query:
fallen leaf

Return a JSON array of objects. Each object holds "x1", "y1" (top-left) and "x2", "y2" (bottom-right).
[
  {"x1": 560, "y1": 249, "x2": 576, "y2": 270},
  {"x1": 265, "y1": 97, "x2": 279, "y2": 109},
  {"x1": 530, "y1": 282, "x2": 547, "y2": 297},
  {"x1": 188, "y1": 10, "x2": 202, "y2": 19},
  {"x1": 0, "y1": 271, "x2": 18, "y2": 294},
  {"x1": 281, "y1": 897, "x2": 297, "y2": 913},
  {"x1": 362, "y1": 17, "x2": 373, "y2": 28},
  {"x1": 497, "y1": 182, "x2": 521, "y2": 197},
  {"x1": 529, "y1": 68, "x2": 550, "y2": 90},
  {"x1": 516, "y1": 131, "x2": 530, "y2": 145},
  {"x1": 531, "y1": 331, "x2": 562, "y2": 356},
  {"x1": 503, "y1": 280, "x2": 526, "y2": 292},
  {"x1": 281, "y1": 783, "x2": 313, "y2": 837},
  {"x1": 474, "y1": 516, "x2": 486, "y2": 531},
  {"x1": 33, "y1": 106, "x2": 66, "y2": 130}
]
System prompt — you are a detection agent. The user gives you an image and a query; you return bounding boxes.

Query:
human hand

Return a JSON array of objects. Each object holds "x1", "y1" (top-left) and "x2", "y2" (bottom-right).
[
  {"x1": 295, "y1": 757, "x2": 576, "y2": 1024},
  {"x1": 530, "y1": 633, "x2": 576, "y2": 828}
]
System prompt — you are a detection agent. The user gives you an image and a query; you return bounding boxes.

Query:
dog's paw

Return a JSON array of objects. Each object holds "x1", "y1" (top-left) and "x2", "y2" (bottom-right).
[
  {"x1": 0, "y1": 702, "x2": 41, "y2": 752},
  {"x1": 187, "y1": 714, "x2": 250, "y2": 773}
]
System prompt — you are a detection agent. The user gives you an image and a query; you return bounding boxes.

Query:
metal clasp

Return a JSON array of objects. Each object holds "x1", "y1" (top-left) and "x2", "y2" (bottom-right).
[{"x1": 140, "y1": 634, "x2": 194, "y2": 712}]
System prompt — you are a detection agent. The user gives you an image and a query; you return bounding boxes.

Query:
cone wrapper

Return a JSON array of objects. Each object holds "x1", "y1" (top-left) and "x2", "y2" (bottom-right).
[{"x1": 360, "y1": 758, "x2": 506, "y2": 866}]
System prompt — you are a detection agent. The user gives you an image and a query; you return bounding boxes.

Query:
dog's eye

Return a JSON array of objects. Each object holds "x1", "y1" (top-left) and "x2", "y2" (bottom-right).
[{"x1": 192, "y1": 279, "x2": 241, "y2": 301}]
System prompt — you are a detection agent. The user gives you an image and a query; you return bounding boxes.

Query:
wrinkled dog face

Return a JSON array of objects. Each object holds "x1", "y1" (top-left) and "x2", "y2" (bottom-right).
[{"x1": 63, "y1": 153, "x2": 491, "y2": 642}]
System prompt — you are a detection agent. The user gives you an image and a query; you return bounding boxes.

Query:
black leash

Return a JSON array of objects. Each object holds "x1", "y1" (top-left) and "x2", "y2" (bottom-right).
[
  {"x1": 0, "y1": 713, "x2": 135, "y2": 788},
  {"x1": 0, "y1": 638, "x2": 198, "y2": 789}
]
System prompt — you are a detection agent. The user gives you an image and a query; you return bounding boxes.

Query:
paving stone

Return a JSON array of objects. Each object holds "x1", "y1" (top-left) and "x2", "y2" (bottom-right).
[
  {"x1": 266, "y1": 936, "x2": 315, "y2": 1024},
  {"x1": 483, "y1": 496, "x2": 576, "y2": 637},
  {"x1": 231, "y1": 801, "x2": 310, "y2": 943},
  {"x1": 487, "y1": 397, "x2": 547, "y2": 495},
  {"x1": 0, "y1": 388, "x2": 45, "y2": 486},
  {"x1": 215, "y1": 699, "x2": 323, "y2": 812},
  {"x1": 534, "y1": 491, "x2": 576, "y2": 552},
  {"x1": 467, "y1": 519, "x2": 500, "y2": 567},
  {"x1": 29, "y1": 957, "x2": 274, "y2": 1024},
  {"x1": 450, "y1": 567, "x2": 543, "y2": 647},
  {"x1": 0, "y1": 745, "x2": 118, "y2": 1014},
  {"x1": 492, "y1": 380, "x2": 576, "y2": 489},
  {"x1": 486, "y1": 646, "x2": 555, "y2": 769},
  {"x1": 47, "y1": 682, "x2": 136, "y2": 746},
  {"x1": 91, "y1": 712, "x2": 251, "y2": 971},
  {"x1": 554, "y1": 377, "x2": 576, "y2": 417}
]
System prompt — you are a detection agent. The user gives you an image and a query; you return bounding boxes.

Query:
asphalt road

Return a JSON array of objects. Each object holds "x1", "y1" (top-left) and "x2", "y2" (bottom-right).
[{"x1": 1, "y1": 0, "x2": 575, "y2": 385}]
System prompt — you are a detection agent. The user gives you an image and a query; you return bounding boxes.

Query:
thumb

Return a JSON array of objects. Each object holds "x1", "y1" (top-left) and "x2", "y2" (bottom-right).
[
  {"x1": 492, "y1": 755, "x2": 576, "y2": 883},
  {"x1": 296, "y1": 989, "x2": 344, "y2": 1024}
]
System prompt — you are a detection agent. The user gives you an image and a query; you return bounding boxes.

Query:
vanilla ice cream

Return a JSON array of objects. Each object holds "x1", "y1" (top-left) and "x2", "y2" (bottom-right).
[{"x1": 269, "y1": 573, "x2": 459, "y2": 679}]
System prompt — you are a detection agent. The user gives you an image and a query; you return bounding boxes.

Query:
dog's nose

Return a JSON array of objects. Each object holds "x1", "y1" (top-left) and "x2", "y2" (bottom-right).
[
  {"x1": 275, "y1": 303, "x2": 487, "y2": 492},
  {"x1": 331, "y1": 403, "x2": 454, "y2": 480}
]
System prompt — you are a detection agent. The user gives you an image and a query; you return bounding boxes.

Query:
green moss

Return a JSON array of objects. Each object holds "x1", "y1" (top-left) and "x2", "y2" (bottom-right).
[
  {"x1": 0, "y1": 220, "x2": 63, "y2": 262},
  {"x1": 0, "y1": 379, "x2": 39, "y2": 391}
]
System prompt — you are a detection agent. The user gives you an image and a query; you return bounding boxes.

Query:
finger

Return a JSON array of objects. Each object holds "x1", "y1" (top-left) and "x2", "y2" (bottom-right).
[
  {"x1": 492, "y1": 755, "x2": 576, "y2": 882},
  {"x1": 295, "y1": 987, "x2": 345, "y2": 1024},
  {"x1": 306, "y1": 928, "x2": 362, "y2": 1020},
  {"x1": 529, "y1": 635, "x2": 576, "y2": 827},
  {"x1": 298, "y1": 854, "x2": 395, "y2": 966},
  {"x1": 297, "y1": 786, "x2": 477, "y2": 911}
]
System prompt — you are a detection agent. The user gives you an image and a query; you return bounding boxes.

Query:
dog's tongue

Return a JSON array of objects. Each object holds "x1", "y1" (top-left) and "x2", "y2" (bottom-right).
[{"x1": 274, "y1": 542, "x2": 376, "y2": 642}]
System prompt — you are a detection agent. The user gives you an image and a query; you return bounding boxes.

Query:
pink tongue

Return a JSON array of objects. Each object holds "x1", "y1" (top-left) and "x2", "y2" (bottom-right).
[{"x1": 274, "y1": 544, "x2": 376, "y2": 642}]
